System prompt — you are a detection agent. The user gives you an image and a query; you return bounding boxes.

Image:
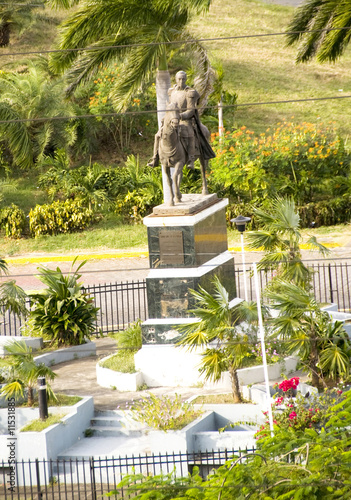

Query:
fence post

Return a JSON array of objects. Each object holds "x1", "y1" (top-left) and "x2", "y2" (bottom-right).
[
  {"x1": 35, "y1": 459, "x2": 42, "y2": 500},
  {"x1": 90, "y1": 457, "x2": 97, "y2": 500},
  {"x1": 328, "y1": 264, "x2": 334, "y2": 304}
]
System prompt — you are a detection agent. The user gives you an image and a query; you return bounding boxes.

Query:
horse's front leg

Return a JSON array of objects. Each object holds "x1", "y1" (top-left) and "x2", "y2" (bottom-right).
[
  {"x1": 173, "y1": 163, "x2": 183, "y2": 203},
  {"x1": 200, "y1": 158, "x2": 209, "y2": 196},
  {"x1": 163, "y1": 165, "x2": 174, "y2": 206}
]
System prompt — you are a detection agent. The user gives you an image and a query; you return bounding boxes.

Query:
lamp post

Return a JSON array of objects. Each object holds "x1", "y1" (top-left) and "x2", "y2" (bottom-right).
[{"x1": 231, "y1": 215, "x2": 251, "y2": 302}]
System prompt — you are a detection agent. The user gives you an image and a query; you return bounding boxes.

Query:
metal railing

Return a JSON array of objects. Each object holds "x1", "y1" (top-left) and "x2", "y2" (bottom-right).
[
  {"x1": 235, "y1": 261, "x2": 351, "y2": 312},
  {"x1": 0, "y1": 448, "x2": 254, "y2": 499},
  {"x1": 1, "y1": 261, "x2": 351, "y2": 337}
]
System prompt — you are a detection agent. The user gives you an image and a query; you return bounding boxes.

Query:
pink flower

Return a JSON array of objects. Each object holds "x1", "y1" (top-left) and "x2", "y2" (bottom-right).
[
  {"x1": 289, "y1": 411, "x2": 297, "y2": 420},
  {"x1": 278, "y1": 377, "x2": 300, "y2": 392},
  {"x1": 275, "y1": 396, "x2": 284, "y2": 406}
]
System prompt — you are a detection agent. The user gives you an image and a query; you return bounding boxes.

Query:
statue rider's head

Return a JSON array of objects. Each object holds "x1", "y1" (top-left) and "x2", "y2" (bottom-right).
[{"x1": 175, "y1": 71, "x2": 187, "y2": 90}]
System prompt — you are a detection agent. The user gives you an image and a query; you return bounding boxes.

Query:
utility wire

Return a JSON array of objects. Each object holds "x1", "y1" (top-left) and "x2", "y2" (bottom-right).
[
  {"x1": 1, "y1": 94, "x2": 351, "y2": 125},
  {"x1": 0, "y1": 25, "x2": 351, "y2": 58}
]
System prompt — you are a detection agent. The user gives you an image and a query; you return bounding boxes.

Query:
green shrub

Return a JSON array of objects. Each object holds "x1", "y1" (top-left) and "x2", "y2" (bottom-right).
[
  {"x1": 129, "y1": 393, "x2": 203, "y2": 431},
  {"x1": 209, "y1": 121, "x2": 349, "y2": 205},
  {"x1": 298, "y1": 197, "x2": 351, "y2": 227},
  {"x1": 28, "y1": 260, "x2": 99, "y2": 346},
  {"x1": 29, "y1": 199, "x2": 94, "y2": 236},
  {"x1": 0, "y1": 204, "x2": 26, "y2": 238},
  {"x1": 114, "y1": 320, "x2": 142, "y2": 352}
]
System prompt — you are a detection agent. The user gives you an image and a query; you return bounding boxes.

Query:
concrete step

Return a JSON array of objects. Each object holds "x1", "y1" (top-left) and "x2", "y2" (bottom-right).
[
  {"x1": 90, "y1": 416, "x2": 124, "y2": 428},
  {"x1": 90, "y1": 426, "x2": 142, "y2": 437}
]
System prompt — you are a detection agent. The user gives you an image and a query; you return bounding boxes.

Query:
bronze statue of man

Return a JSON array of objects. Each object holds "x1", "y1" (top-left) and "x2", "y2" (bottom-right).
[{"x1": 148, "y1": 70, "x2": 215, "y2": 170}]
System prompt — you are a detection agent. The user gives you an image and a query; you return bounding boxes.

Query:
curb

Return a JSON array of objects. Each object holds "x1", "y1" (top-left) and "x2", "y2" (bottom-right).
[{"x1": 4, "y1": 242, "x2": 340, "y2": 265}]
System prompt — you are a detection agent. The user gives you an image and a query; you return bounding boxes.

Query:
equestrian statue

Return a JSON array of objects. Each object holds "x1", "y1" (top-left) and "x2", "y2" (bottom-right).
[{"x1": 147, "y1": 70, "x2": 216, "y2": 206}]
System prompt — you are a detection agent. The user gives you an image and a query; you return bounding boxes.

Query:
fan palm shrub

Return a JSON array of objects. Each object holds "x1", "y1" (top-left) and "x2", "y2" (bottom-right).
[
  {"x1": 177, "y1": 276, "x2": 264, "y2": 403},
  {"x1": 247, "y1": 197, "x2": 330, "y2": 289},
  {"x1": 0, "y1": 66, "x2": 76, "y2": 169},
  {"x1": 28, "y1": 260, "x2": 99, "y2": 346},
  {"x1": 0, "y1": 340, "x2": 57, "y2": 407},
  {"x1": 266, "y1": 280, "x2": 351, "y2": 389}
]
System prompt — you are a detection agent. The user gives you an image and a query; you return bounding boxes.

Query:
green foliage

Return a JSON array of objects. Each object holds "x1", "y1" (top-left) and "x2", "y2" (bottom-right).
[
  {"x1": 267, "y1": 280, "x2": 351, "y2": 388},
  {"x1": 114, "y1": 320, "x2": 142, "y2": 352},
  {"x1": 107, "y1": 468, "x2": 204, "y2": 499},
  {"x1": 209, "y1": 121, "x2": 349, "y2": 205},
  {"x1": 129, "y1": 393, "x2": 202, "y2": 431},
  {"x1": 247, "y1": 197, "x2": 330, "y2": 288},
  {"x1": 89, "y1": 64, "x2": 157, "y2": 151},
  {"x1": 0, "y1": 340, "x2": 57, "y2": 406},
  {"x1": 28, "y1": 260, "x2": 99, "y2": 346},
  {"x1": 109, "y1": 389, "x2": 351, "y2": 499},
  {"x1": 29, "y1": 199, "x2": 94, "y2": 236},
  {"x1": 0, "y1": 66, "x2": 76, "y2": 169},
  {"x1": 298, "y1": 197, "x2": 351, "y2": 227},
  {"x1": 257, "y1": 381, "x2": 344, "y2": 438},
  {"x1": 178, "y1": 277, "x2": 265, "y2": 403},
  {"x1": 286, "y1": 0, "x2": 351, "y2": 63},
  {"x1": 115, "y1": 155, "x2": 163, "y2": 223},
  {"x1": 0, "y1": 203, "x2": 26, "y2": 238}
]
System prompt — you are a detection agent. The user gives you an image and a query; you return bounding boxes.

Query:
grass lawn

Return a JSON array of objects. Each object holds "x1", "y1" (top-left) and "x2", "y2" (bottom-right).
[
  {"x1": 190, "y1": 0, "x2": 351, "y2": 137},
  {"x1": 20, "y1": 413, "x2": 66, "y2": 432}
]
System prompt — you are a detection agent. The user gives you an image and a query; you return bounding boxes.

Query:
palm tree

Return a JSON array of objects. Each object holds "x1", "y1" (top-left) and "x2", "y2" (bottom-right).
[
  {"x1": 0, "y1": 258, "x2": 27, "y2": 318},
  {"x1": 246, "y1": 197, "x2": 329, "y2": 288},
  {"x1": 266, "y1": 280, "x2": 351, "y2": 389},
  {"x1": 286, "y1": 0, "x2": 351, "y2": 63},
  {"x1": 0, "y1": 66, "x2": 76, "y2": 169},
  {"x1": 0, "y1": 340, "x2": 56, "y2": 407},
  {"x1": 0, "y1": 0, "x2": 46, "y2": 47},
  {"x1": 177, "y1": 277, "x2": 262, "y2": 403},
  {"x1": 49, "y1": 0, "x2": 214, "y2": 127}
]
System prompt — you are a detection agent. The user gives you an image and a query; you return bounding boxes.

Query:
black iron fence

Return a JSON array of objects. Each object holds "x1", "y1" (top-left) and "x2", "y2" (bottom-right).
[
  {"x1": 1, "y1": 261, "x2": 351, "y2": 337},
  {"x1": 0, "y1": 448, "x2": 254, "y2": 499},
  {"x1": 235, "y1": 261, "x2": 351, "y2": 312}
]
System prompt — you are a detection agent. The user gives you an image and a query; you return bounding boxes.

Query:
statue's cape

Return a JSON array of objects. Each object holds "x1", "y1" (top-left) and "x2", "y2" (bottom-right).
[{"x1": 193, "y1": 110, "x2": 216, "y2": 160}]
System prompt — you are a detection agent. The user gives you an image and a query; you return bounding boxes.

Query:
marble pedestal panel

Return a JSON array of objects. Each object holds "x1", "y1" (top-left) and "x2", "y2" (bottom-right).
[
  {"x1": 142, "y1": 195, "x2": 236, "y2": 344},
  {"x1": 145, "y1": 195, "x2": 228, "y2": 268}
]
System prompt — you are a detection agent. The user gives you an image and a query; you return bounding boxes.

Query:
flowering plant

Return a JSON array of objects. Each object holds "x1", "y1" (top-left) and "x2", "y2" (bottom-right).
[
  {"x1": 209, "y1": 121, "x2": 348, "y2": 206},
  {"x1": 278, "y1": 376, "x2": 300, "y2": 392},
  {"x1": 256, "y1": 381, "x2": 346, "y2": 439}
]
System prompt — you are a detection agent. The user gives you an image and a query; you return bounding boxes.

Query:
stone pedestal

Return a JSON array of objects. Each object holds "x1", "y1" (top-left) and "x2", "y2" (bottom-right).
[{"x1": 142, "y1": 194, "x2": 236, "y2": 344}]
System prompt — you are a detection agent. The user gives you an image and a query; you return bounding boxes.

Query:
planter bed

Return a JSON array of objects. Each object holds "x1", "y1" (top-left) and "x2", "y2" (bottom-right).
[
  {"x1": 0, "y1": 396, "x2": 94, "y2": 463},
  {"x1": 0, "y1": 336, "x2": 43, "y2": 356},
  {"x1": 96, "y1": 353, "x2": 143, "y2": 391},
  {"x1": 34, "y1": 340, "x2": 96, "y2": 367}
]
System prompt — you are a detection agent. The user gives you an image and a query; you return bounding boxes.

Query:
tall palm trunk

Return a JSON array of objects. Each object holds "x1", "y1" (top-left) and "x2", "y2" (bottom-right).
[
  {"x1": 0, "y1": 23, "x2": 10, "y2": 47},
  {"x1": 156, "y1": 68, "x2": 172, "y2": 203},
  {"x1": 27, "y1": 386, "x2": 35, "y2": 407},
  {"x1": 228, "y1": 365, "x2": 242, "y2": 403}
]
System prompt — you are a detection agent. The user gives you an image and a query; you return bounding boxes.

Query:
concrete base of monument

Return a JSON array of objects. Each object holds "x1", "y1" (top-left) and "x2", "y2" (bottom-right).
[
  {"x1": 134, "y1": 344, "x2": 299, "y2": 389},
  {"x1": 152, "y1": 193, "x2": 218, "y2": 216}
]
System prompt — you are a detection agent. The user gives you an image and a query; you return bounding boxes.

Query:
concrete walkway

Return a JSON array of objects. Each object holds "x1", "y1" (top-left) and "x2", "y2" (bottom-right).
[{"x1": 50, "y1": 337, "x2": 233, "y2": 411}]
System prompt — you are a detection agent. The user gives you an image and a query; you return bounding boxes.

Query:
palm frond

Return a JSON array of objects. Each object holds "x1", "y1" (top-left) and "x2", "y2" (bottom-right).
[
  {"x1": 0, "y1": 102, "x2": 33, "y2": 169},
  {"x1": 0, "y1": 281, "x2": 28, "y2": 317}
]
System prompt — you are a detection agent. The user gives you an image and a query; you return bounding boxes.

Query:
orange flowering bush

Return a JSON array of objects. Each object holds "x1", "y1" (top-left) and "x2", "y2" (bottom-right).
[{"x1": 209, "y1": 121, "x2": 349, "y2": 205}]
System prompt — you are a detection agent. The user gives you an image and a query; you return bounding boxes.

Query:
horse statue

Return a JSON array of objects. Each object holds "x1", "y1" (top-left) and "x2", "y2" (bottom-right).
[{"x1": 158, "y1": 103, "x2": 213, "y2": 207}]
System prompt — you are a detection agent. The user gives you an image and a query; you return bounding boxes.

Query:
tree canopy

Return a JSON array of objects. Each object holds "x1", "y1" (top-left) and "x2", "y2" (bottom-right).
[{"x1": 286, "y1": 0, "x2": 351, "y2": 62}]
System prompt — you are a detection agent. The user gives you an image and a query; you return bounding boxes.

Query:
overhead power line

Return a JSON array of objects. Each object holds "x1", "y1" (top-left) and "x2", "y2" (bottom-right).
[
  {"x1": 0, "y1": 94, "x2": 350, "y2": 125},
  {"x1": 0, "y1": 26, "x2": 350, "y2": 58}
]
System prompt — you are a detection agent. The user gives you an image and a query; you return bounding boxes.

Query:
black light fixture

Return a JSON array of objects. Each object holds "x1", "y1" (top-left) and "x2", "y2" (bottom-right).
[{"x1": 230, "y1": 215, "x2": 251, "y2": 233}]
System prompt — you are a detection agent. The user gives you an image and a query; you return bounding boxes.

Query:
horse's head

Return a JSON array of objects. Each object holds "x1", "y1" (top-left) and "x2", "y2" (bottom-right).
[{"x1": 164, "y1": 102, "x2": 180, "y2": 130}]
